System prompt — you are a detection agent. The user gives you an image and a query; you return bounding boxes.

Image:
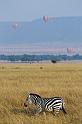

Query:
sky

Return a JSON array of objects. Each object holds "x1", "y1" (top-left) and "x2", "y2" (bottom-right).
[
  {"x1": 0, "y1": 0, "x2": 82, "y2": 21},
  {"x1": 0, "y1": 0, "x2": 82, "y2": 54}
]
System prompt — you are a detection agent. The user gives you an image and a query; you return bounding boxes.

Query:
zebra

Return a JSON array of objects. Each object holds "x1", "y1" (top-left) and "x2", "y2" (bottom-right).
[{"x1": 24, "y1": 93, "x2": 67, "y2": 115}]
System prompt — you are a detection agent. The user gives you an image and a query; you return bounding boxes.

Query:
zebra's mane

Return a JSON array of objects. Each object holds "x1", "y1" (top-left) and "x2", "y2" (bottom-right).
[{"x1": 29, "y1": 93, "x2": 42, "y2": 98}]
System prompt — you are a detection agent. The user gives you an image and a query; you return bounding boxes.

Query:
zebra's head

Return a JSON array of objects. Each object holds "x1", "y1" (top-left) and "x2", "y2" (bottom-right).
[
  {"x1": 24, "y1": 93, "x2": 42, "y2": 107},
  {"x1": 24, "y1": 93, "x2": 33, "y2": 107}
]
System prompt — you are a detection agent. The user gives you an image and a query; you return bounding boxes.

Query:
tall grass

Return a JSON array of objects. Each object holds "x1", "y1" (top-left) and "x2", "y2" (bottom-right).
[{"x1": 0, "y1": 63, "x2": 82, "y2": 124}]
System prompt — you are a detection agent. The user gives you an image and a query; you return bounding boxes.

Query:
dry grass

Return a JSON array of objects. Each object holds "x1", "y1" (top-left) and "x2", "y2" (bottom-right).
[{"x1": 0, "y1": 62, "x2": 82, "y2": 124}]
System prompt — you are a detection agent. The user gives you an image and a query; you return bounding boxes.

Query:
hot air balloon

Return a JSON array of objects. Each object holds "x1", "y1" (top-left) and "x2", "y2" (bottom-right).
[
  {"x1": 67, "y1": 48, "x2": 75, "y2": 54},
  {"x1": 12, "y1": 22, "x2": 19, "y2": 30},
  {"x1": 43, "y1": 16, "x2": 48, "y2": 23}
]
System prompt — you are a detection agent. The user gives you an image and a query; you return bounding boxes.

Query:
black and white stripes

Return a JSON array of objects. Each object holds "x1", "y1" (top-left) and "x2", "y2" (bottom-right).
[{"x1": 24, "y1": 93, "x2": 67, "y2": 115}]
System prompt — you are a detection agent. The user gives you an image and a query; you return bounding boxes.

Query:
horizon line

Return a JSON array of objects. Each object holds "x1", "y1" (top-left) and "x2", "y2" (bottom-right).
[{"x1": 0, "y1": 15, "x2": 82, "y2": 22}]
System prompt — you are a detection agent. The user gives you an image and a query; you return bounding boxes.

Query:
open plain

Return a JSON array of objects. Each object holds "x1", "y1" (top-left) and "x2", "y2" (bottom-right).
[{"x1": 0, "y1": 63, "x2": 82, "y2": 124}]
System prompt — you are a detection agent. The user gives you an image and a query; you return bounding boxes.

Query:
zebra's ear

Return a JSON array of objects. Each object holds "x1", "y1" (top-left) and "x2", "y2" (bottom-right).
[{"x1": 28, "y1": 93, "x2": 31, "y2": 96}]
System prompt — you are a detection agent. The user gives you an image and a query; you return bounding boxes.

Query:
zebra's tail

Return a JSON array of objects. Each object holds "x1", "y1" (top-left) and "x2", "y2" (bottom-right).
[
  {"x1": 62, "y1": 99, "x2": 67, "y2": 114},
  {"x1": 62, "y1": 106, "x2": 67, "y2": 114}
]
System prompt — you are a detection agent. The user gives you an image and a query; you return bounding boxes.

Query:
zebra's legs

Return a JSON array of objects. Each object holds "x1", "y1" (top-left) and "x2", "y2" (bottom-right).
[{"x1": 52, "y1": 108, "x2": 60, "y2": 116}]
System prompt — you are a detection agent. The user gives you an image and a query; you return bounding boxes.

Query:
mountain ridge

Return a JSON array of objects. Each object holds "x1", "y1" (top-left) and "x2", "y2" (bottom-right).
[{"x1": 0, "y1": 16, "x2": 82, "y2": 48}]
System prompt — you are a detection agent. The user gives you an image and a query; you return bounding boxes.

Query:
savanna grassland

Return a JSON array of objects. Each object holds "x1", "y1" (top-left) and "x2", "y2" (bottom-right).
[{"x1": 0, "y1": 62, "x2": 82, "y2": 124}]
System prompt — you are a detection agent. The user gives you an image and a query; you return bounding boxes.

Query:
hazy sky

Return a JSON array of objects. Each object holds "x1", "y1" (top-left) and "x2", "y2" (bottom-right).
[{"x1": 0, "y1": 0, "x2": 82, "y2": 21}]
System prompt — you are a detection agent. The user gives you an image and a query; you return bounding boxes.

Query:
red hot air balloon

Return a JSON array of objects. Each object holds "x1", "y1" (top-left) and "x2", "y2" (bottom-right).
[{"x1": 43, "y1": 16, "x2": 48, "y2": 23}]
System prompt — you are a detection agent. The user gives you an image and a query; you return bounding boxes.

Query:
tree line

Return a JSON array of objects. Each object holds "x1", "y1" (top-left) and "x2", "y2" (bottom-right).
[{"x1": 0, "y1": 54, "x2": 82, "y2": 62}]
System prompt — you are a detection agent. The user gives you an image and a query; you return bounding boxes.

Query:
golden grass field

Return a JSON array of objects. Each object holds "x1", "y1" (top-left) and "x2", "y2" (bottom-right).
[{"x1": 0, "y1": 62, "x2": 82, "y2": 124}]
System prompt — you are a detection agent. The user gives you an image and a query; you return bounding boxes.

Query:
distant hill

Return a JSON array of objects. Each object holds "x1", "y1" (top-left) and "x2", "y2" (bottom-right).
[{"x1": 0, "y1": 16, "x2": 82, "y2": 48}]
